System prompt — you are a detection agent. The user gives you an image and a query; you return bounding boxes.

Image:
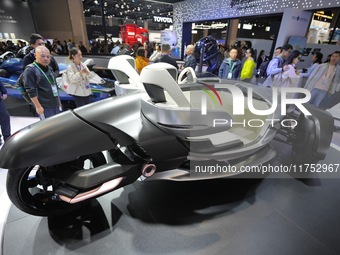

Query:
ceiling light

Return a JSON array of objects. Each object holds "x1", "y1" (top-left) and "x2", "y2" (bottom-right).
[{"x1": 243, "y1": 24, "x2": 253, "y2": 29}]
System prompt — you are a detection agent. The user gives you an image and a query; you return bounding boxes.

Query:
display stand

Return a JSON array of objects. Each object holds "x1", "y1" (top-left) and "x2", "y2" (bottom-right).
[{"x1": 2, "y1": 142, "x2": 340, "y2": 255}]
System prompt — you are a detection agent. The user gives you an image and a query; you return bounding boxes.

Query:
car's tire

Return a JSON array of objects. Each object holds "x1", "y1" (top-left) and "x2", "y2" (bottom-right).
[
  {"x1": 292, "y1": 105, "x2": 334, "y2": 166},
  {"x1": 6, "y1": 152, "x2": 106, "y2": 217},
  {"x1": 291, "y1": 115, "x2": 319, "y2": 165}
]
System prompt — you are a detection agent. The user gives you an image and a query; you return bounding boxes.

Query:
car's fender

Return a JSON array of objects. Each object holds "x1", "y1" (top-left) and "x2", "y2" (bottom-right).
[{"x1": 0, "y1": 110, "x2": 114, "y2": 169}]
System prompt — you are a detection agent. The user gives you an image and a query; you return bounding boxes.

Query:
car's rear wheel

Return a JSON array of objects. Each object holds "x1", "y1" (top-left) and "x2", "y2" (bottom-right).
[
  {"x1": 292, "y1": 106, "x2": 334, "y2": 166},
  {"x1": 292, "y1": 115, "x2": 319, "y2": 165}
]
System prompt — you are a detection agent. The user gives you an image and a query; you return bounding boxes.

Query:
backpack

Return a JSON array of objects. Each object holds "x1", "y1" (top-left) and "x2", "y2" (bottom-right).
[
  {"x1": 16, "y1": 64, "x2": 41, "y2": 103},
  {"x1": 258, "y1": 60, "x2": 270, "y2": 78},
  {"x1": 257, "y1": 56, "x2": 285, "y2": 78}
]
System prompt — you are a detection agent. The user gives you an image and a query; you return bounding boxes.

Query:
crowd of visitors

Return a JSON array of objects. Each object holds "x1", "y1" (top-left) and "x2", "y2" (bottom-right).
[{"x1": 0, "y1": 33, "x2": 339, "y2": 145}]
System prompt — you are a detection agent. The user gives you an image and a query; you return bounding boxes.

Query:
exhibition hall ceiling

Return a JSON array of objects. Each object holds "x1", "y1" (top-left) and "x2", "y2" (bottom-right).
[{"x1": 83, "y1": 0, "x2": 184, "y2": 20}]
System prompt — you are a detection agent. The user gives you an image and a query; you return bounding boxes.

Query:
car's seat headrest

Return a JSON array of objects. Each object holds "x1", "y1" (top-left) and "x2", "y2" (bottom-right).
[
  {"x1": 140, "y1": 63, "x2": 190, "y2": 107},
  {"x1": 108, "y1": 55, "x2": 139, "y2": 85}
]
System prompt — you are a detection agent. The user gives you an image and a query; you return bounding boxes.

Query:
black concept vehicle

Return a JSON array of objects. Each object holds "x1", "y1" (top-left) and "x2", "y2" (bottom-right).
[{"x1": 0, "y1": 63, "x2": 334, "y2": 217}]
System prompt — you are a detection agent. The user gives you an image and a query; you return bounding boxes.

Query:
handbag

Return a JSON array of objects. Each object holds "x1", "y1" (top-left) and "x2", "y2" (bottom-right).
[
  {"x1": 59, "y1": 70, "x2": 82, "y2": 95},
  {"x1": 59, "y1": 71, "x2": 71, "y2": 93}
]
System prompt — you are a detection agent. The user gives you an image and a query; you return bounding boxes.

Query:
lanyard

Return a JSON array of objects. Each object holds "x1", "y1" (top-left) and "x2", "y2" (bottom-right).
[
  {"x1": 33, "y1": 62, "x2": 55, "y2": 85},
  {"x1": 75, "y1": 63, "x2": 82, "y2": 71},
  {"x1": 228, "y1": 59, "x2": 236, "y2": 73},
  {"x1": 325, "y1": 63, "x2": 336, "y2": 78}
]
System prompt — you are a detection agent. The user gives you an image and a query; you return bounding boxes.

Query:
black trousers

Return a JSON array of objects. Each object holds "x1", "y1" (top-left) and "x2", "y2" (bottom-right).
[
  {"x1": 0, "y1": 99, "x2": 11, "y2": 140},
  {"x1": 72, "y1": 95, "x2": 91, "y2": 108}
]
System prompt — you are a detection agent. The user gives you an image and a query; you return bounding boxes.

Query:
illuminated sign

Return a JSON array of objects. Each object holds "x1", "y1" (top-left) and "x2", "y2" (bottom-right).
[{"x1": 153, "y1": 16, "x2": 173, "y2": 24}]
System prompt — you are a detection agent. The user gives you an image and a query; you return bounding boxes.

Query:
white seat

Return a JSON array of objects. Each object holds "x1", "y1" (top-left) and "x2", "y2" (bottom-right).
[
  {"x1": 140, "y1": 63, "x2": 271, "y2": 149},
  {"x1": 108, "y1": 55, "x2": 144, "y2": 95},
  {"x1": 140, "y1": 63, "x2": 232, "y2": 139},
  {"x1": 140, "y1": 63, "x2": 190, "y2": 107}
]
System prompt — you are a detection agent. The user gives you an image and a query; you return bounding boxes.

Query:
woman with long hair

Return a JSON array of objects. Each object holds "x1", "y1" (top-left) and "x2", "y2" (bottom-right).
[
  {"x1": 274, "y1": 50, "x2": 301, "y2": 91},
  {"x1": 284, "y1": 50, "x2": 301, "y2": 74},
  {"x1": 256, "y1": 50, "x2": 268, "y2": 69}
]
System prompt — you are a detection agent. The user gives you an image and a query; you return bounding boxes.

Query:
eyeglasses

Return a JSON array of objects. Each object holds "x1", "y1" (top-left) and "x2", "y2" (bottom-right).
[{"x1": 37, "y1": 42, "x2": 45, "y2": 46}]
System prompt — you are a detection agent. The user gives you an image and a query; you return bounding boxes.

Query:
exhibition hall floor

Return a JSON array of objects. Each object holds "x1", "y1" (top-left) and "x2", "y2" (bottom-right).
[
  {"x1": 0, "y1": 116, "x2": 39, "y2": 254},
  {"x1": 1, "y1": 117, "x2": 340, "y2": 255}
]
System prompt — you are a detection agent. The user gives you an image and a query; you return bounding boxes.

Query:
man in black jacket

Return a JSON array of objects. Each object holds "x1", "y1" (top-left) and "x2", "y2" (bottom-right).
[
  {"x1": 23, "y1": 33, "x2": 59, "y2": 77},
  {"x1": 155, "y1": 44, "x2": 178, "y2": 70},
  {"x1": 23, "y1": 46, "x2": 61, "y2": 119},
  {"x1": 0, "y1": 81, "x2": 11, "y2": 144}
]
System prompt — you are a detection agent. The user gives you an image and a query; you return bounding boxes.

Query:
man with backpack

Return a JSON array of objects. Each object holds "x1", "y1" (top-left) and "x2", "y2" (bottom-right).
[
  {"x1": 23, "y1": 46, "x2": 61, "y2": 119},
  {"x1": 23, "y1": 33, "x2": 59, "y2": 77},
  {"x1": 256, "y1": 47, "x2": 281, "y2": 85},
  {"x1": 262, "y1": 44, "x2": 293, "y2": 87}
]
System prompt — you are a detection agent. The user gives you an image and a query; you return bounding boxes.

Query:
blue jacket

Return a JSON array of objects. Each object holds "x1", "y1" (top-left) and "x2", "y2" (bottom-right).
[{"x1": 218, "y1": 58, "x2": 242, "y2": 79}]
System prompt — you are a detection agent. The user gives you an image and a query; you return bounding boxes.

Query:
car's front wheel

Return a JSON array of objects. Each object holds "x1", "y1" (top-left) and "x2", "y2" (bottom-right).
[{"x1": 6, "y1": 152, "x2": 106, "y2": 217}]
